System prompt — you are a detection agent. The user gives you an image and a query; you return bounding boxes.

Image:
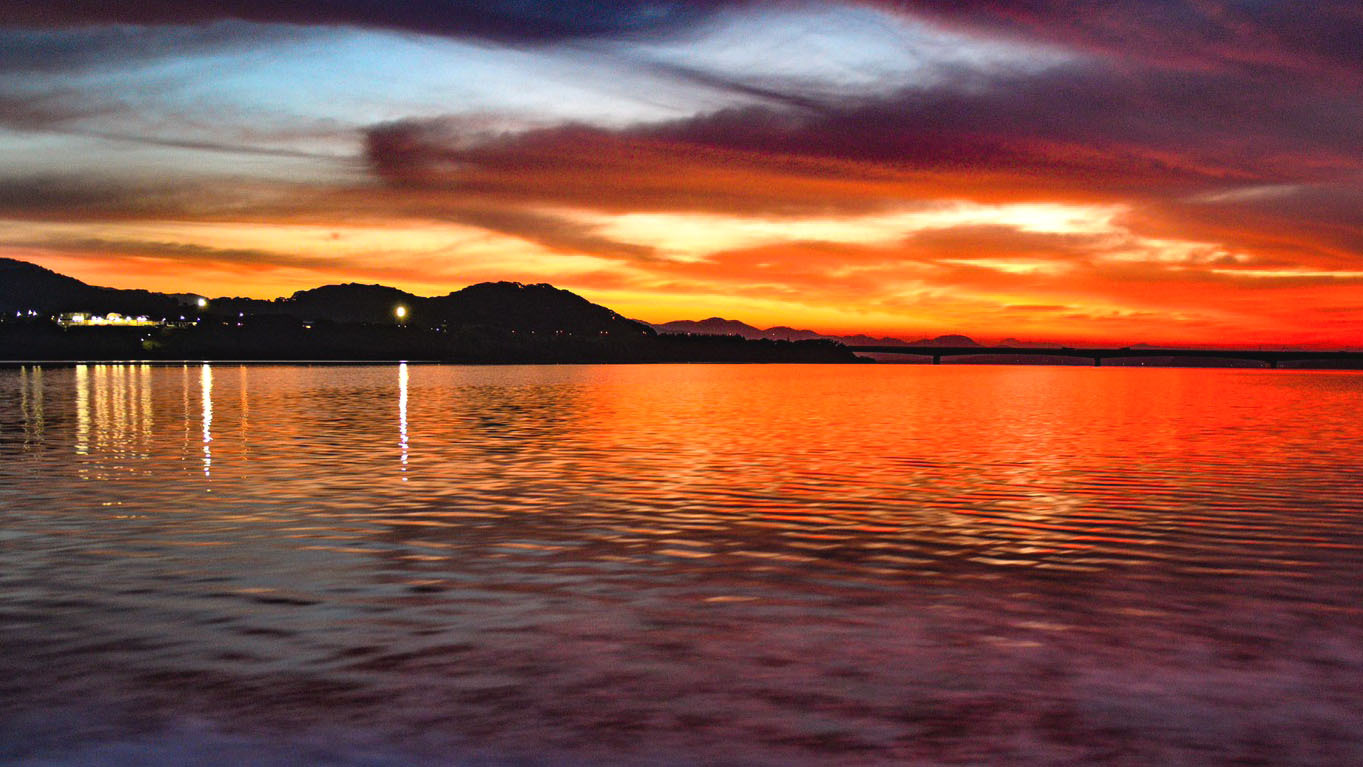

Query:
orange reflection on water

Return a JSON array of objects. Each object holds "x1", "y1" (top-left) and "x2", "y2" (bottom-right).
[{"x1": 26, "y1": 363, "x2": 1363, "y2": 578}]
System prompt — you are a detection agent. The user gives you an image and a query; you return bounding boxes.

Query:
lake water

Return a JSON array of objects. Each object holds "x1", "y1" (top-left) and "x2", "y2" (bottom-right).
[{"x1": 2, "y1": 363, "x2": 1362, "y2": 766}]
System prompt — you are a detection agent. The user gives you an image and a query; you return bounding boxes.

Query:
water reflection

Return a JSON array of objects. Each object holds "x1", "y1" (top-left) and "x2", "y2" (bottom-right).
[
  {"x1": 202, "y1": 363, "x2": 213, "y2": 480},
  {"x1": 239, "y1": 365, "x2": 249, "y2": 448},
  {"x1": 3, "y1": 365, "x2": 1363, "y2": 766},
  {"x1": 93, "y1": 364, "x2": 107, "y2": 450},
  {"x1": 68, "y1": 363, "x2": 160, "y2": 465},
  {"x1": 141, "y1": 364, "x2": 153, "y2": 442},
  {"x1": 75, "y1": 363, "x2": 89, "y2": 454},
  {"x1": 18, "y1": 364, "x2": 43, "y2": 446},
  {"x1": 398, "y1": 362, "x2": 408, "y2": 480}
]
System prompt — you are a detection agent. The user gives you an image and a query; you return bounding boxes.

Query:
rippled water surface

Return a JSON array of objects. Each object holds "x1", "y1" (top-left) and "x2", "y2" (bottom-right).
[{"x1": 3, "y1": 364, "x2": 1363, "y2": 766}]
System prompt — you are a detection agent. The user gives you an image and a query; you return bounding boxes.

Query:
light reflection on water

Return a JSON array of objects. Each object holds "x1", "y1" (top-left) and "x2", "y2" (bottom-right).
[
  {"x1": 202, "y1": 364, "x2": 212, "y2": 480},
  {"x1": 399, "y1": 362, "x2": 408, "y2": 480},
  {"x1": 2, "y1": 364, "x2": 1363, "y2": 766}
]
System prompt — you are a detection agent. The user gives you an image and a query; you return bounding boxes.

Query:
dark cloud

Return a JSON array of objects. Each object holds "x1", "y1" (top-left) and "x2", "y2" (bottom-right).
[
  {"x1": 17, "y1": 236, "x2": 327, "y2": 269},
  {"x1": 364, "y1": 117, "x2": 894, "y2": 217},
  {"x1": 0, "y1": 1, "x2": 735, "y2": 43},
  {"x1": 0, "y1": 173, "x2": 660, "y2": 264},
  {"x1": 14, "y1": 236, "x2": 451, "y2": 286},
  {"x1": 643, "y1": 66, "x2": 1363, "y2": 186},
  {"x1": 0, "y1": 23, "x2": 305, "y2": 73},
  {"x1": 429, "y1": 205, "x2": 662, "y2": 263},
  {"x1": 62, "y1": 129, "x2": 346, "y2": 160},
  {"x1": 0, "y1": 175, "x2": 326, "y2": 222},
  {"x1": 0, "y1": 176, "x2": 205, "y2": 218},
  {"x1": 1130, "y1": 182, "x2": 1363, "y2": 269},
  {"x1": 0, "y1": 91, "x2": 116, "y2": 130},
  {"x1": 363, "y1": 55, "x2": 1363, "y2": 219},
  {"x1": 886, "y1": 1, "x2": 1363, "y2": 81}
]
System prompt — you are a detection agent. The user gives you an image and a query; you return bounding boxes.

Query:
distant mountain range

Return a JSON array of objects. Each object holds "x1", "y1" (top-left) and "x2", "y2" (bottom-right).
[
  {"x1": 1, "y1": 258, "x2": 645, "y2": 336},
  {"x1": 995, "y1": 338, "x2": 1064, "y2": 348},
  {"x1": 1, "y1": 258, "x2": 186, "y2": 319},
  {"x1": 6, "y1": 259, "x2": 1354, "y2": 365},
  {"x1": 649, "y1": 317, "x2": 980, "y2": 347},
  {"x1": 0, "y1": 259, "x2": 1059, "y2": 350},
  {"x1": 0, "y1": 258, "x2": 862, "y2": 363},
  {"x1": 0, "y1": 259, "x2": 990, "y2": 348}
]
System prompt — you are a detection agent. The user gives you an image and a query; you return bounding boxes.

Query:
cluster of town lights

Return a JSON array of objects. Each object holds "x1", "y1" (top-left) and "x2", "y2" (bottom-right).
[
  {"x1": 20, "y1": 301, "x2": 426, "y2": 328},
  {"x1": 59, "y1": 312, "x2": 160, "y2": 327},
  {"x1": 40, "y1": 297, "x2": 209, "y2": 327}
]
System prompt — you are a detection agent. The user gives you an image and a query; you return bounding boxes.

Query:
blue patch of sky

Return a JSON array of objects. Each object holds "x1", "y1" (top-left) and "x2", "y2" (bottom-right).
[
  {"x1": 0, "y1": 5, "x2": 1072, "y2": 183},
  {"x1": 620, "y1": 3, "x2": 1073, "y2": 99}
]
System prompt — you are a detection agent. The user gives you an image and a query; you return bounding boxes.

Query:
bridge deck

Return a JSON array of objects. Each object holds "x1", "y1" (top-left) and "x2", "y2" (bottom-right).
[{"x1": 847, "y1": 345, "x2": 1363, "y2": 367}]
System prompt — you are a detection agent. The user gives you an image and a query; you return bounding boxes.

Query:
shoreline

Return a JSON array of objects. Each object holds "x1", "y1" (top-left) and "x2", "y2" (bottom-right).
[{"x1": 4, "y1": 358, "x2": 1363, "y2": 370}]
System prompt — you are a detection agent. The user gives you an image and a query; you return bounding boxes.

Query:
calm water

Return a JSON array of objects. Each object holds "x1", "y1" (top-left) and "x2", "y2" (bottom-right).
[{"x1": 2, "y1": 364, "x2": 1363, "y2": 766}]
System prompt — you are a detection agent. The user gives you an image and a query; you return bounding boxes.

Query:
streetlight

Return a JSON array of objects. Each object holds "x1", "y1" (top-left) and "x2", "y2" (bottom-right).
[
  {"x1": 395, "y1": 305, "x2": 408, "y2": 323},
  {"x1": 196, "y1": 297, "x2": 208, "y2": 309}
]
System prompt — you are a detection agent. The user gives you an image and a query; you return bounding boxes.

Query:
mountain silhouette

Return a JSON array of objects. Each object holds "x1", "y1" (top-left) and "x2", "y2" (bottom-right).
[
  {"x1": 0, "y1": 258, "x2": 865, "y2": 363},
  {"x1": 212, "y1": 281, "x2": 651, "y2": 335},
  {"x1": 650, "y1": 316, "x2": 974, "y2": 347},
  {"x1": 901, "y1": 334, "x2": 979, "y2": 347},
  {"x1": 2, "y1": 259, "x2": 651, "y2": 336},
  {"x1": 430, "y1": 282, "x2": 645, "y2": 335},
  {"x1": 652, "y1": 318, "x2": 766, "y2": 337},
  {"x1": 996, "y1": 337, "x2": 1063, "y2": 348},
  {"x1": 1, "y1": 258, "x2": 184, "y2": 318}
]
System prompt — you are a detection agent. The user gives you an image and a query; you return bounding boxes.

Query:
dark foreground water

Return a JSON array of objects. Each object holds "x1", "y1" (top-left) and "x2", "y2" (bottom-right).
[{"x1": 2, "y1": 364, "x2": 1362, "y2": 766}]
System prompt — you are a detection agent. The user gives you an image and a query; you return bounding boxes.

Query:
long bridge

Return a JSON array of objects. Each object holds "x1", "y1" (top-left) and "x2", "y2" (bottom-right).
[{"x1": 847, "y1": 345, "x2": 1363, "y2": 368}]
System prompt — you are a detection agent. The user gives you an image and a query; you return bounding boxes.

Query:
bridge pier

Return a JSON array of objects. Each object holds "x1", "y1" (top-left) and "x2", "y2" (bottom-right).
[
  {"x1": 1093, "y1": 356, "x2": 1102, "y2": 367},
  {"x1": 931, "y1": 354, "x2": 941, "y2": 365}
]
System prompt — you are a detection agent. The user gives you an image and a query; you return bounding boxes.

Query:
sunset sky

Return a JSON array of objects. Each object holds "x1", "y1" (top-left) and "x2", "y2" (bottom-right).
[{"x1": 1, "y1": 1, "x2": 1361, "y2": 345}]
